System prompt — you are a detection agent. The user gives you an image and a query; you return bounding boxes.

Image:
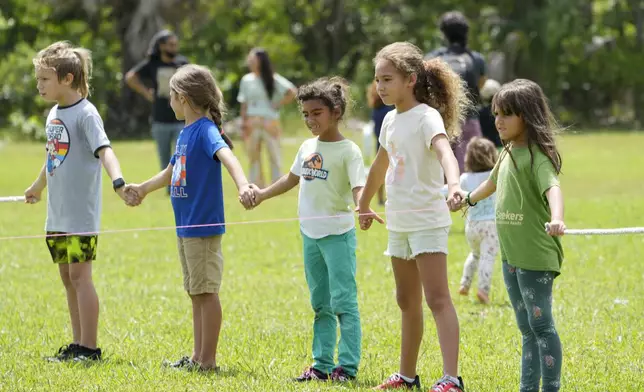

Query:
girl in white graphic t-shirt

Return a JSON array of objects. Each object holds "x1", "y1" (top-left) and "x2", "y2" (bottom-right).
[
  {"x1": 358, "y1": 42, "x2": 470, "y2": 392},
  {"x1": 251, "y1": 77, "x2": 365, "y2": 383}
]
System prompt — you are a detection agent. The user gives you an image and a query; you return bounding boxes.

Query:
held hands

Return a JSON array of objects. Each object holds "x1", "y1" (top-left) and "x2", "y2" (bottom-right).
[
  {"x1": 447, "y1": 186, "x2": 467, "y2": 212},
  {"x1": 238, "y1": 184, "x2": 260, "y2": 210},
  {"x1": 357, "y1": 203, "x2": 384, "y2": 231},
  {"x1": 121, "y1": 184, "x2": 145, "y2": 206}
]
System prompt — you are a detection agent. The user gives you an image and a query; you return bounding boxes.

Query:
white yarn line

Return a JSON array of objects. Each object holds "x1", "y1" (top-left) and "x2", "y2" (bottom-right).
[
  {"x1": 0, "y1": 196, "x2": 25, "y2": 203},
  {"x1": 545, "y1": 224, "x2": 644, "y2": 236}
]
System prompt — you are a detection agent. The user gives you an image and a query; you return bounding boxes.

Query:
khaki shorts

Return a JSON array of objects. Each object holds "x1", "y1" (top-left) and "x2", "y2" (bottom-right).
[{"x1": 177, "y1": 235, "x2": 224, "y2": 295}]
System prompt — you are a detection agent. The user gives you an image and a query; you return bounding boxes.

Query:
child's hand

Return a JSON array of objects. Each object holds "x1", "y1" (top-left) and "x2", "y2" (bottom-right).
[
  {"x1": 447, "y1": 186, "x2": 467, "y2": 211},
  {"x1": 123, "y1": 184, "x2": 145, "y2": 206},
  {"x1": 357, "y1": 204, "x2": 384, "y2": 231},
  {"x1": 238, "y1": 184, "x2": 257, "y2": 210},
  {"x1": 24, "y1": 185, "x2": 43, "y2": 204},
  {"x1": 546, "y1": 220, "x2": 566, "y2": 236}
]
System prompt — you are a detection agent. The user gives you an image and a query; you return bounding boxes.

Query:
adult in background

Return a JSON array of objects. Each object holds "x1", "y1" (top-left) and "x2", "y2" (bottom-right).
[
  {"x1": 366, "y1": 80, "x2": 394, "y2": 205},
  {"x1": 237, "y1": 48, "x2": 297, "y2": 187},
  {"x1": 426, "y1": 11, "x2": 487, "y2": 173},
  {"x1": 479, "y1": 79, "x2": 503, "y2": 147},
  {"x1": 125, "y1": 30, "x2": 189, "y2": 174}
]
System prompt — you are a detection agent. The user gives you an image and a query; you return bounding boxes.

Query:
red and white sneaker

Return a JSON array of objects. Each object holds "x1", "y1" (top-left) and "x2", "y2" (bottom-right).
[
  {"x1": 429, "y1": 375, "x2": 465, "y2": 392},
  {"x1": 373, "y1": 373, "x2": 421, "y2": 390}
]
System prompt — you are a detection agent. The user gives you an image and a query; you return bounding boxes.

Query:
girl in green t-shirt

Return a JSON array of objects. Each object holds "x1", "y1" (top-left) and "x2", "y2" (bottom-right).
[{"x1": 455, "y1": 79, "x2": 566, "y2": 392}]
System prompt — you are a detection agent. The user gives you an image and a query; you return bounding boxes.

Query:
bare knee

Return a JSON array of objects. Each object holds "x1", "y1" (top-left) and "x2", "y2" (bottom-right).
[
  {"x1": 396, "y1": 289, "x2": 422, "y2": 313},
  {"x1": 69, "y1": 265, "x2": 92, "y2": 289},
  {"x1": 425, "y1": 291, "x2": 453, "y2": 313},
  {"x1": 59, "y1": 267, "x2": 73, "y2": 289}
]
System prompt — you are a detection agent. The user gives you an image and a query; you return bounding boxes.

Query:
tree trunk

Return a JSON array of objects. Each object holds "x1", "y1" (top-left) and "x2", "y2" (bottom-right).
[{"x1": 632, "y1": 0, "x2": 644, "y2": 129}]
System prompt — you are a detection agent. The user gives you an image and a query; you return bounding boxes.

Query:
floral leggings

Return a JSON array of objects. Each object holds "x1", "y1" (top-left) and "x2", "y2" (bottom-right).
[
  {"x1": 503, "y1": 262, "x2": 562, "y2": 392},
  {"x1": 461, "y1": 220, "x2": 499, "y2": 294}
]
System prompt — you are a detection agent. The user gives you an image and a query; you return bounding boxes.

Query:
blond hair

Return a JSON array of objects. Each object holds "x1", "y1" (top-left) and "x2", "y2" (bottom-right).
[
  {"x1": 374, "y1": 41, "x2": 471, "y2": 140},
  {"x1": 33, "y1": 41, "x2": 92, "y2": 98},
  {"x1": 169, "y1": 64, "x2": 233, "y2": 148},
  {"x1": 464, "y1": 137, "x2": 498, "y2": 173}
]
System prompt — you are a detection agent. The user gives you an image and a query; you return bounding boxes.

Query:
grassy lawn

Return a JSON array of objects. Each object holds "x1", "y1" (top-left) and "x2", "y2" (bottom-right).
[{"x1": 0, "y1": 130, "x2": 643, "y2": 391}]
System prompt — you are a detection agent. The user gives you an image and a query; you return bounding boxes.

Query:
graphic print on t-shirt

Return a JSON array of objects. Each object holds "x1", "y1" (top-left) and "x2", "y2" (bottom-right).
[
  {"x1": 385, "y1": 142, "x2": 405, "y2": 186},
  {"x1": 301, "y1": 152, "x2": 328, "y2": 181},
  {"x1": 45, "y1": 118, "x2": 70, "y2": 176},
  {"x1": 171, "y1": 143, "x2": 188, "y2": 197},
  {"x1": 496, "y1": 158, "x2": 525, "y2": 226},
  {"x1": 156, "y1": 67, "x2": 176, "y2": 98}
]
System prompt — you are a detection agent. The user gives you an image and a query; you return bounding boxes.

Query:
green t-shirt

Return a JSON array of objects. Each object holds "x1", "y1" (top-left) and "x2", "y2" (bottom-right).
[{"x1": 490, "y1": 147, "x2": 564, "y2": 274}]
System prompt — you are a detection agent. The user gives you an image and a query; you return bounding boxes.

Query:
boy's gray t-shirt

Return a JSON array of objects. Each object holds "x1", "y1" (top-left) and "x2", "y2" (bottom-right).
[{"x1": 44, "y1": 99, "x2": 110, "y2": 233}]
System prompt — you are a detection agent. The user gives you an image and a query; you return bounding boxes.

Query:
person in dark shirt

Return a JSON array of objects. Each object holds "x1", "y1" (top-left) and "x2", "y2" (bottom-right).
[
  {"x1": 125, "y1": 30, "x2": 189, "y2": 172},
  {"x1": 426, "y1": 11, "x2": 488, "y2": 173},
  {"x1": 478, "y1": 79, "x2": 503, "y2": 147},
  {"x1": 366, "y1": 80, "x2": 394, "y2": 205}
]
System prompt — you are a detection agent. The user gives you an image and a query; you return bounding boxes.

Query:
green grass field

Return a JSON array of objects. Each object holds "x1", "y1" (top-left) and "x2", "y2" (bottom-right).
[{"x1": 1, "y1": 131, "x2": 643, "y2": 391}]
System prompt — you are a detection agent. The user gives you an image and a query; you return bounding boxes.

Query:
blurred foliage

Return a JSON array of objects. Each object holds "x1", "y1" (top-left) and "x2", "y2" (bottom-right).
[{"x1": 1, "y1": 0, "x2": 644, "y2": 140}]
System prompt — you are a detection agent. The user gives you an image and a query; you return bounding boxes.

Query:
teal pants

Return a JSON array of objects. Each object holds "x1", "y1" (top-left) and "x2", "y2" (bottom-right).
[
  {"x1": 302, "y1": 229, "x2": 361, "y2": 377},
  {"x1": 503, "y1": 262, "x2": 562, "y2": 392}
]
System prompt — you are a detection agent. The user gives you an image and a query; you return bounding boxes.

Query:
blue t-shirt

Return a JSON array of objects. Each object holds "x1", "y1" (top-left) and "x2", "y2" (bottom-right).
[{"x1": 170, "y1": 117, "x2": 228, "y2": 237}]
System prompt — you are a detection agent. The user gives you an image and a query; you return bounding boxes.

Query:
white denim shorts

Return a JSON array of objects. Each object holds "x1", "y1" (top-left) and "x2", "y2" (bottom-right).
[{"x1": 384, "y1": 226, "x2": 450, "y2": 260}]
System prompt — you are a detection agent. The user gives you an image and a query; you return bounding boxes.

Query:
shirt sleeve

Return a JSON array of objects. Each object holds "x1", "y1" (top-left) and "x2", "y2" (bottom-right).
[
  {"x1": 274, "y1": 74, "x2": 296, "y2": 97},
  {"x1": 81, "y1": 111, "x2": 111, "y2": 158},
  {"x1": 131, "y1": 59, "x2": 153, "y2": 82},
  {"x1": 535, "y1": 159, "x2": 559, "y2": 196},
  {"x1": 290, "y1": 144, "x2": 303, "y2": 177},
  {"x1": 421, "y1": 109, "x2": 447, "y2": 149},
  {"x1": 489, "y1": 150, "x2": 505, "y2": 185},
  {"x1": 346, "y1": 143, "x2": 366, "y2": 189},
  {"x1": 378, "y1": 112, "x2": 393, "y2": 149},
  {"x1": 473, "y1": 51, "x2": 487, "y2": 77},
  {"x1": 202, "y1": 124, "x2": 228, "y2": 160},
  {"x1": 236, "y1": 77, "x2": 247, "y2": 103}
]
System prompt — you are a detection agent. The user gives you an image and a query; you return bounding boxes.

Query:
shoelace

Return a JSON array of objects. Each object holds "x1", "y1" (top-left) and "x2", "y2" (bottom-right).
[{"x1": 433, "y1": 377, "x2": 460, "y2": 391}]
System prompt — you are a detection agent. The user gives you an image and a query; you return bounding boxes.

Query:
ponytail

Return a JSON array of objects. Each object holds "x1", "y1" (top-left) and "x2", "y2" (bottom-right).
[
  {"x1": 72, "y1": 48, "x2": 92, "y2": 98},
  {"x1": 415, "y1": 59, "x2": 470, "y2": 140}
]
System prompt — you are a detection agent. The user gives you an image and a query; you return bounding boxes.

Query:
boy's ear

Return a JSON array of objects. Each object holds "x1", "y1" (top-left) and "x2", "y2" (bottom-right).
[{"x1": 63, "y1": 73, "x2": 74, "y2": 86}]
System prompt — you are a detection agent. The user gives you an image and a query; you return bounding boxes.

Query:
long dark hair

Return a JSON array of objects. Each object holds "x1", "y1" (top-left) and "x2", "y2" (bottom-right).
[
  {"x1": 147, "y1": 30, "x2": 176, "y2": 60},
  {"x1": 251, "y1": 48, "x2": 275, "y2": 99},
  {"x1": 492, "y1": 79, "x2": 562, "y2": 173},
  {"x1": 170, "y1": 65, "x2": 233, "y2": 149},
  {"x1": 374, "y1": 41, "x2": 471, "y2": 140}
]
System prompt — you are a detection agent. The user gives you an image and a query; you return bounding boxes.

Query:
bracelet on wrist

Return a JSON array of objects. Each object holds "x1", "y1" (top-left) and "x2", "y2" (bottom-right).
[{"x1": 466, "y1": 192, "x2": 477, "y2": 207}]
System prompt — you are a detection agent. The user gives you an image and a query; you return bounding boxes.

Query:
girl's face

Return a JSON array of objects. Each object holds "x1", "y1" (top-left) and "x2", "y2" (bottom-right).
[
  {"x1": 35, "y1": 67, "x2": 71, "y2": 103},
  {"x1": 494, "y1": 111, "x2": 525, "y2": 144},
  {"x1": 301, "y1": 99, "x2": 338, "y2": 137},
  {"x1": 246, "y1": 52, "x2": 259, "y2": 73},
  {"x1": 374, "y1": 59, "x2": 415, "y2": 107},
  {"x1": 169, "y1": 89, "x2": 186, "y2": 120}
]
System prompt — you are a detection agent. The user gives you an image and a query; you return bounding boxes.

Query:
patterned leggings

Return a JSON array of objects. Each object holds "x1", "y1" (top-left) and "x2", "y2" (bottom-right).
[
  {"x1": 461, "y1": 220, "x2": 499, "y2": 294},
  {"x1": 503, "y1": 262, "x2": 562, "y2": 392}
]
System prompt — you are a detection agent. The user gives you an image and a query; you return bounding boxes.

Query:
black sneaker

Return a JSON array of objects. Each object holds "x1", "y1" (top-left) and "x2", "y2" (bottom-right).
[
  {"x1": 47, "y1": 343, "x2": 80, "y2": 362},
  {"x1": 72, "y1": 345, "x2": 102, "y2": 362},
  {"x1": 163, "y1": 356, "x2": 197, "y2": 369},
  {"x1": 330, "y1": 366, "x2": 356, "y2": 382},
  {"x1": 294, "y1": 366, "x2": 329, "y2": 382}
]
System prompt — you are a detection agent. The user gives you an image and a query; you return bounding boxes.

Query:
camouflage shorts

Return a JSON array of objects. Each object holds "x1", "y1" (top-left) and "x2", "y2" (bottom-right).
[{"x1": 46, "y1": 232, "x2": 98, "y2": 264}]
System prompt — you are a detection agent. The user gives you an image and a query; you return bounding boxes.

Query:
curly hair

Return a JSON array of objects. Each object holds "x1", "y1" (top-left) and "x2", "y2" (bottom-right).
[
  {"x1": 374, "y1": 41, "x2": 471, "y2": 140},
  {"x1": 464, "y1": 137, "x2": 498, "y2": 173},
  {"x1": 296, "y1": 76, "x2": 351, "y2": 119}
]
